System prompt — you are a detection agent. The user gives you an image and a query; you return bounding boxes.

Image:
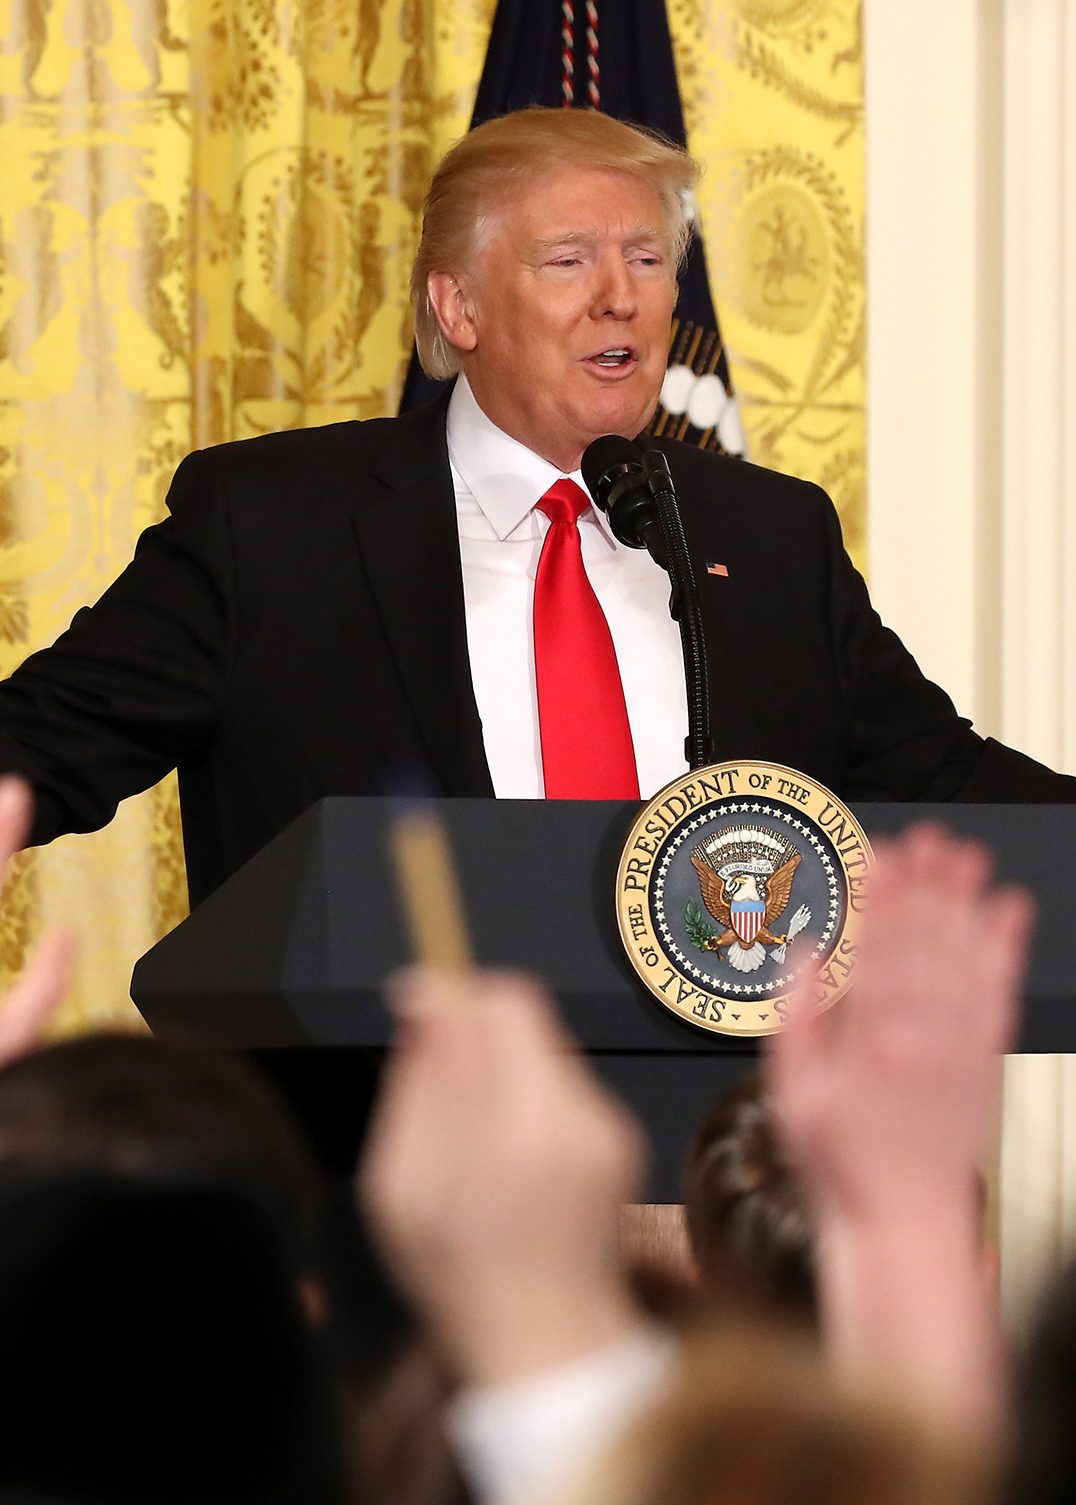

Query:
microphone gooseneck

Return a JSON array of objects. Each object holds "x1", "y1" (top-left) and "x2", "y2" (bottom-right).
[{"x1": 640, "y1": 449, "x2": 714, "y2": 770}]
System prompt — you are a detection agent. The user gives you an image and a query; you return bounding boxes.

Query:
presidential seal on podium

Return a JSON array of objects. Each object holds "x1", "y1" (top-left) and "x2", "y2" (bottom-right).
[{"x1": 616, "y1": 762, "x2": 872, "y2": 1037}]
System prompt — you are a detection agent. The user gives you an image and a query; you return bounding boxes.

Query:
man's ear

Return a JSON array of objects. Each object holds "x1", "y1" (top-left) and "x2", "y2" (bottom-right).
[{"x1": 427, "y1": 271, "x2": 478, "y2": 355}]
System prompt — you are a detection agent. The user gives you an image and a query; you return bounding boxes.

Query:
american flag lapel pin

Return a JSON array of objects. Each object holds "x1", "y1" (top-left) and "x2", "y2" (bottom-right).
[{"x1": 706, "y1": 562, "x2": 729, "y2": 578}]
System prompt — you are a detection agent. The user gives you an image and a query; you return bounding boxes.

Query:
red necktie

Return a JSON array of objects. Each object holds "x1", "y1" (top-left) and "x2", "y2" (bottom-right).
[{"x1": 533, "y1": 479, "x2": 640, "y2": 799}]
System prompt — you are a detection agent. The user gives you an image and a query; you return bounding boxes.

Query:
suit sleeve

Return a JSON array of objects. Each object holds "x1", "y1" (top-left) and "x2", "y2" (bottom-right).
[
  {"x1": 0, "y1": 448, "x2": 236, "y2": 843},
  {"x1": 821, "y1": 495, "x2": 1076, "y2": 802}
]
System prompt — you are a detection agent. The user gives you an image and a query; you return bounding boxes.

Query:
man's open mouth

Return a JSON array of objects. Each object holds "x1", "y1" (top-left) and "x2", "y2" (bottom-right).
[{"x1": 585, "y1": 347, "x2": 637, "y2": 369}]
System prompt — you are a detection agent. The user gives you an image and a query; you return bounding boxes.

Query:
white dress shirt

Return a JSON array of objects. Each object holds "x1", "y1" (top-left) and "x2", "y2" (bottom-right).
[
  {"x1": 447, "y1": 1326, "x2": 676, "y2": 1505},
  {"x1": 446, "y1": 376, "x2": 689, "y2": 799}
]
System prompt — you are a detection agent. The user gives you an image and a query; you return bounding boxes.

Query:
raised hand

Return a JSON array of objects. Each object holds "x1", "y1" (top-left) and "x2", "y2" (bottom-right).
[
  {"x1": 771, "y1": 824, "x2": 1031, "y2": 1221},
  {"x1": 359, "y1": 967, "x2": 646, "y2": 1387},
  {"x1": 767, "y1": 823, "x2": 1034, "y2": 1437}
]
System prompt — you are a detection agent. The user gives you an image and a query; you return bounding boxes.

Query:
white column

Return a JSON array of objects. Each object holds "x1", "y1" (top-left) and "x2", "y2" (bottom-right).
[
  {"x1": 999, "y1": 0, "x2": 1076, "y2": 772},
  {"x1": 865, "y1": 0, "x2": 1076, "y2": 1331},
  {"x1": 997, "y1": 0, "x2": 1076, "y2": 1334},
  {"x1": 864, "y1": 0, "x2": 1002, "y2": 731}
]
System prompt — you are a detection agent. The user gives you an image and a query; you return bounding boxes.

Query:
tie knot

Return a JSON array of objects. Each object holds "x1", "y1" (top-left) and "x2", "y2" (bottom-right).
[{"x1": 537, "y1": 478, "x2": 590, "y2": 526}]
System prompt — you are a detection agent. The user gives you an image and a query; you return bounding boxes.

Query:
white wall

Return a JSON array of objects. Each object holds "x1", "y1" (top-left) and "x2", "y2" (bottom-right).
[
  {"x1": 865, "y1": 0, "x2": 1076, "y2": 1328},
  {"x1": 865, "y1": 0, "x2": 1002, "y2": 732}
]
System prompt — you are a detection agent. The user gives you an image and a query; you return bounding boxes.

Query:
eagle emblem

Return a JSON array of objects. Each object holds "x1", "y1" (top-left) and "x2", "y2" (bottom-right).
[{"x1": 689, "y1": 826, "x2": 812, "y2": 974}]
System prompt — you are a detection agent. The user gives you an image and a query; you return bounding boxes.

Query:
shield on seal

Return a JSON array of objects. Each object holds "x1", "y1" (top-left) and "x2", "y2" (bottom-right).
[{"x1": 731, "y1": 897, "x2": 765, "y2": 944}]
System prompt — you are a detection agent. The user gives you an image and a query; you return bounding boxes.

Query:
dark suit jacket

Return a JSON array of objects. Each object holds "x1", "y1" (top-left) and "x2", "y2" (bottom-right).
[{"x1": 0, "y1": 391, "x2": 1069, "y2": 907}]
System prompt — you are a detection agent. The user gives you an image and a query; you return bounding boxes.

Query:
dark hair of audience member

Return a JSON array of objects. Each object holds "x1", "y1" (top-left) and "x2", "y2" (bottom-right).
[
  {"x1": 0, "y1": 1166, "x2": 345, "y2": 1505},
  {"x1": 681, "y1": 1070, "x2": 816, "y2": 1324},
  {"x1": 1008, "y1": 1254, "x2": 1076, "y2": 1505},
  {"x1": 0, "y1": 1033, "x2": 424, "y2": 1374},
  {"x1": 553, "y1": 1321, "x2": 995, "y2": 1505},
  {"x1": 0, "y1": 1033, "x2": 467, "y2": 1505},
  {"x1": 0, "y1": 1032, "x2": 321, "y2": 1268}
]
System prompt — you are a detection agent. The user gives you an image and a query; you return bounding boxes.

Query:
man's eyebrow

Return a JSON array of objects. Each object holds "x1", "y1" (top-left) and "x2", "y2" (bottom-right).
[
  {"x1": 530, "y1": 225, "x2": 669, "y2": 253},
  {"x1": 531, "y1": 230, "x2": 597, "y2": 253},
  {"x1": 623, "y1": 225, "x2": 668, "y2": 247}
]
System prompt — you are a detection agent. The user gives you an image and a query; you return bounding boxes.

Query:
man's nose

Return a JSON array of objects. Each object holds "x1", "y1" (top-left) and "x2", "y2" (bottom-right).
[{"x1": 591, "y1": 254, "x2": 638, "y2": 319}]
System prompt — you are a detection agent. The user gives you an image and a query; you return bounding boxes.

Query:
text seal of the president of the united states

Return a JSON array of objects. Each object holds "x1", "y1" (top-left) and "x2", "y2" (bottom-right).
[{"x1": 616, "y1": 762, "x2": 872, "y2": 1037}]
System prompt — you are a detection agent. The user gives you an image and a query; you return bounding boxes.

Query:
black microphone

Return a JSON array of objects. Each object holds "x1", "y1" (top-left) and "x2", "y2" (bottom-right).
[
  {"x1": 580, "y1": 435, "x2": 657, "y2": 551},
  {"x1": 584, "y1": 434, "x2": 714, "y2": 768}
]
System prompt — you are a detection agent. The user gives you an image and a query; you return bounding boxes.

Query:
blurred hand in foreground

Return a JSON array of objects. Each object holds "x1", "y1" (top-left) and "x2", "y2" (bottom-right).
[
  {"x1": 768, "y1": 823, "x2": 1034, "y2": 1436},
  {"x1": 359, "y1": 968, "x2": 646, "y2": 1388},
  {"x1": 0, "y1": 777, "x2": 73, "y2": 1063},
  {"x1": 770, "y1": 823, "x2": 1031, "y2": 1223}
]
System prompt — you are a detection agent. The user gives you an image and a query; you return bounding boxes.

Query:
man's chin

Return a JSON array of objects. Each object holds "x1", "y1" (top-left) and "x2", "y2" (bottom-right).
[{"x1": 578, "y1": 391, "x2": 659, "y2": 446}]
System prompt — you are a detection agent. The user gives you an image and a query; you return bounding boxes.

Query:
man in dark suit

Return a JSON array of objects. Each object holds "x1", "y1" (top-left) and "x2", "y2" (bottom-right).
[{"x1": 0, "y1": 108, "x2": 1070, "y2": 907}]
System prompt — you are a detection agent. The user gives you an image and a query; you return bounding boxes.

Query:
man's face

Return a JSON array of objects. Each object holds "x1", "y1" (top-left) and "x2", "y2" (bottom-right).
[{"x1": 440, "y1": 167, "x2": 678, "y2": 471}]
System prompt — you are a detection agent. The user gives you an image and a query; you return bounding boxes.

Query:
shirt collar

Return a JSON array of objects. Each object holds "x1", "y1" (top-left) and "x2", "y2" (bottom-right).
[{"x1": 446, "y1": 374, "x2": 617, "y2": 544}]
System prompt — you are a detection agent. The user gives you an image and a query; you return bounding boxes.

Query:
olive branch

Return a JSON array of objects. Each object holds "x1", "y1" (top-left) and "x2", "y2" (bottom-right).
[{"x1": 684, "y1": 901, "x2": 718, "y2": 951}]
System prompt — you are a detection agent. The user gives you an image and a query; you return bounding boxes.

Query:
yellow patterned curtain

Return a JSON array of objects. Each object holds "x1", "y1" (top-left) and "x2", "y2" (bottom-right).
[
  {"x1": 0, "y1": 0, "x2": 862, "y2": 1033},
  {"x1": 673, "y1": 0, "x2": 865, "y2": 560}
]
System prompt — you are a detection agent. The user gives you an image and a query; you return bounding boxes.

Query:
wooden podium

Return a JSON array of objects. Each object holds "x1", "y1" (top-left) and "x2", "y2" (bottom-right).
[{"x1": 132, "y1": 798, "x2": 1076, "y2": 1198}]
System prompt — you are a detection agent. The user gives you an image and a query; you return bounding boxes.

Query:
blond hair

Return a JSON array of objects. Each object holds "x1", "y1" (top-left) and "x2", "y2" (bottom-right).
[{"x1": 411, "y1": 107, "x2": 699, "y2": 379}]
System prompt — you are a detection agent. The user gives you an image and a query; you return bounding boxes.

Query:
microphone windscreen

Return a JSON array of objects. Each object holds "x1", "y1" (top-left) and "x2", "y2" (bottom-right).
[{"x1": 580, "y1": 434, "x2": 643, "y2": 504}]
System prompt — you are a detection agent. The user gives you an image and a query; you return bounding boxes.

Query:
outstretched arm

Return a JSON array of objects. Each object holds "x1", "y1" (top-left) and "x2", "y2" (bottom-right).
[
  {"x1": 0, "y1": 777, "x2": 74, "y2": 1060},
  {"x1": 0, "y1": 449, "x2": 234, "y2": 846}
]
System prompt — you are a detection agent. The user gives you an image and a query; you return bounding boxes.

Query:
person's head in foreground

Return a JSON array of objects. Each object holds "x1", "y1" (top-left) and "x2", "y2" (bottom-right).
[
  {"x1": 0, "y1": 1032, "x2": 469, "y2": 1505},
  {"x1": 551, "y1": 1321, "x2": 995, "y2": 1505},
  {"x1": 412, "y1": 106, "x2": 696, "y2": 470},
  {"x1": 0, "y1": 1031, "x2": 323, "y2": 1272},
  {"x1": 682, "y1": 1070, "x2": 817, "y2": 1326},
  {"x1": 0, "y1": 1166, "x2": 343, "y2": 1505}
]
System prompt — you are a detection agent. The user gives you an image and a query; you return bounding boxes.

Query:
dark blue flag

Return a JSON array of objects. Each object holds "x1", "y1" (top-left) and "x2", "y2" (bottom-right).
[{"x1": 399, "y1": 0, "x2": 744, "y2": 457}]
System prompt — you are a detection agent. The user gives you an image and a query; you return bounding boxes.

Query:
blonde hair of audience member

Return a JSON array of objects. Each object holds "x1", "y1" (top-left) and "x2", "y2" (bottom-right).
[
  {"x1": 682, "y1": 1070, "x2": 817, "y2": 1326},
  {"x1": 411, "y1": 106, "x2": 698, "y2": 379},
  {"x1": 551, "y1": 1323, "x2": 995, "y2": 1505},
  {"x1": 681, "y1": 1070, "x2": 999, "y2": 1333}
]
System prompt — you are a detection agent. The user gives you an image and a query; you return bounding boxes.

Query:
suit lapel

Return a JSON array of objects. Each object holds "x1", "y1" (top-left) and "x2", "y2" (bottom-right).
[{"x1": 349, "y1": 393, "x2": 494, "y2": 797}]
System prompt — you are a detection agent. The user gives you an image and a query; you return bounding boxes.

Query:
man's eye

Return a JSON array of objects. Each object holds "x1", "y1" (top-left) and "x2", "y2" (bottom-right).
[{"x1": 550, "y1": 256, "x2": 581, "y2": 267}]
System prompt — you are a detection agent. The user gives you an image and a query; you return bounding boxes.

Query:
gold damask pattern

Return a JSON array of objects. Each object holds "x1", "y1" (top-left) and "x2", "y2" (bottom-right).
[
  {"x1": 0, "y1": 0, "x2": 863, "y2": 1033},
  {"x1": 187, "y1": 0, "x2": 494, "y2": 442},
  {"x1": 0, "y1": 0, "x2": 197, "y2": 1030},
  {"x1": 671, "y1": 0, "x2": 865, "y2": 560}
]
